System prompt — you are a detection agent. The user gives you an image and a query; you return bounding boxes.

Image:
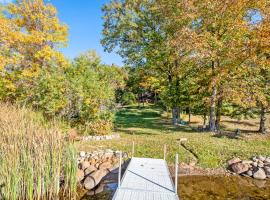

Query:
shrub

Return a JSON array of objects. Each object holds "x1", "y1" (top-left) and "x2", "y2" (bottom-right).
[{"x1": 121, "y1": 91, "x2": 137, "y2": 105}]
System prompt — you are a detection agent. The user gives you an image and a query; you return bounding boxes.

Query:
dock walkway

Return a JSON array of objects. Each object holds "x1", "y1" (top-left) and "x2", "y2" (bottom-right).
[{"x1": 113, "y1": 157, "x2": 179, "y2": 200}]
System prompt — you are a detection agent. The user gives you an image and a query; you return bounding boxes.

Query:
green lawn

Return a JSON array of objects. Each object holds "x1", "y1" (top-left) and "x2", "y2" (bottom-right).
[{"x1": 76, "y1": 105, "x2": 270, "y2": 168}]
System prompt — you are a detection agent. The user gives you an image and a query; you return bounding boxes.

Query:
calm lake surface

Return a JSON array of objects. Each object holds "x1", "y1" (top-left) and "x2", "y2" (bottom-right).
[{"x1": 78, "y1": 176, "x2": 270, "y2": 200}]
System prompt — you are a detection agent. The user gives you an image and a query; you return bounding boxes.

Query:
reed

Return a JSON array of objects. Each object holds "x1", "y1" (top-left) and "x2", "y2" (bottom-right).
[{"x1": 0, "y1": 103, "x2": 77, "y2": 200}]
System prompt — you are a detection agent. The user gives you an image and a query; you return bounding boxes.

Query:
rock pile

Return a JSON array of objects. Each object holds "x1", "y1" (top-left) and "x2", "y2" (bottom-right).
[
  {"x1": 77, "y1": 149, "x2": 128, "y2": 190},
  {"x1": 81, "y1": 134, "x2": 120, "y2": 141},
  {"x1": 227, "y1": 156, "x2": 270, "y2": 180}
]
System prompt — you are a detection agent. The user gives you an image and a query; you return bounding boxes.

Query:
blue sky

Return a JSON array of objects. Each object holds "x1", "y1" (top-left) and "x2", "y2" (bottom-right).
[{"x1": 50, "y1": 0, "x2": 123, "y2": 66}]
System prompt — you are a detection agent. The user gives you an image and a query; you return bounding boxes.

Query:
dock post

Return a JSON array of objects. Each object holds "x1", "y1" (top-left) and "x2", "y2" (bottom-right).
[
  {"x1": 175, "y1": 154, "x2": 179, "y2": 194},
  {"x1": 118, "y1": 151, "x2": 122, "y2": 188},
  {"x1": 132, "y1": 141, "x2": 135, "y2": 157},
  {"x1": 163, "y1": 144, "x2": 166, "y2": 160}
]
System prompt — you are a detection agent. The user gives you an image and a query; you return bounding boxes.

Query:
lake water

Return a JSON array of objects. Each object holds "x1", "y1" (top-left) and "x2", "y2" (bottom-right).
[{"x1": 77, "y1": 176, "x2": 270, "y2": 200}]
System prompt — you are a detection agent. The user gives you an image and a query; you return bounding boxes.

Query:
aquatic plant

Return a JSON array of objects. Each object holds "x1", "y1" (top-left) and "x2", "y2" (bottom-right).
[{"x1": 0, "y1": 103, "x2": 77, "y2": 200}]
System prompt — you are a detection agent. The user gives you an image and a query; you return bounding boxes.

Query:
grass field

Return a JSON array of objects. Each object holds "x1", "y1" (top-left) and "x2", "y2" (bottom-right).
[{"x1": 76, "y1": 105, "x2": 270, "y2": 168}]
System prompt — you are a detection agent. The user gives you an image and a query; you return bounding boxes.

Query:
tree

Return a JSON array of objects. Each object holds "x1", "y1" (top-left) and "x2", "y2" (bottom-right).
[
  {"x1": 102, "y1": 0, "x2": 186, "y2": 124},
  {"x1": 160, "y1": 0, "x2": 262, "y2": 131},
  {"x1": 0, "y1": 0, "x2": 68, "y2": 101}
]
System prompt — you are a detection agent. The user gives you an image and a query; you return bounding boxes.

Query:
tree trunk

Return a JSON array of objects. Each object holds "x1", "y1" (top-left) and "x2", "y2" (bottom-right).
[
  {"x1": 209, "y1": 86, "x2": 217, "y2": 131},
  {"x1": 154, "y1": 92, "x2": 157, "y2": 104},
  {"x1": 203, "y1": 112, "x2": 207, "y2": 126},
  {"x1": 215, "y1": 97, "x2": 223, "y2": 131},
  {"x1": 259, "y1": 106, "x2": 268, "y2": 134},
  {"x1": 172, "y1": 107, "x2": 180, "y2": 125},
  {"x1": 188, "y1": 107, "x2": 191, "y2": 125}
]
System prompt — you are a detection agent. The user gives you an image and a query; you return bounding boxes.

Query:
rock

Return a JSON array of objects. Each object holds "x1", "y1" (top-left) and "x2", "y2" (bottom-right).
[
  {"x1": 227, "y1": 158, "x2": 241, "y2": 166},
  {"x1": 242, "y1": 160, "x2": 253, "y2": 165},
  {"x1": 258, "y1": 155, "x2": 266, "y2": 162},
  {"x1": 258, "y1": 162, "x2": 264, "y2": 168},
  {"x1": 231, "y1": 162, "x2": 249, "y2": 174},
  {"x1": 87, "y1": 183, "x2": 105, "y2": 195},
  {"x1": 253, "y1": 168, "x2": 266, "y2": 180},
  {"x1": 80, "y1": 161, "x2": 91, "y2": 170},
  {"x1": 83, "y1": 169, "x2": 108, "y2": 190},
  {"x1": 264, "y1": 158, "x2": 270, "y2": 165},
  {"x1": 80, "y1": 151, "x2": 86, "y2": 157},
  {"x1": 77, "y1": 169, "x2": 85, "y2": 182},
  {"x1": 84, "y1": 165, "x2": 97, "y2": 176},
  {"x1": 252, "y1": 157, "x2": 258, "y2": 162},
  {"x1": 264, "y1": 166, "x2": 270, "y2": 178},
  {"x1": 99, "y1": 161, "x2": 112, "y2": 170},
  {"x1": 252, "y1": 162, "x2": 258, "y2": 167},
  {"x1": 246, "y1": 170, "x2": 253, "y2": 177}
]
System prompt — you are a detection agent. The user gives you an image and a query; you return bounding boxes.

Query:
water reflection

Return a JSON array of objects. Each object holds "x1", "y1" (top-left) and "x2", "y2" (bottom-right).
[{"x1": 78, "y1": 176, "x2": 270, "y2": 200}]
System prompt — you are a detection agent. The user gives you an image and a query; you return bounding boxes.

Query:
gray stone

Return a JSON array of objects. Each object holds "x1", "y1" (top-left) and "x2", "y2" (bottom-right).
[
  {"x1": 258, "y1": 155, "x2": 266, "y2": 162},
  {"x1": 227, "y1": 158, "x2": 242, "y2": 166},
  {"x1": 83, "y1": 169, "x2": 108, "y2": 190},
  {"x1": 252, "y1": 157, "x2": 258, "y2": 162},
  {"x1": 264, "y1": 158, "x2": 270, "y2": 165},
  {"x1": 253, "y1": 168, "x2": 266, "y2": 180},
  {"x1": 231, "y1": 162, "x2": 249, "y2": 174},
  {"x1": 80, "y1": 161, "x2": 91, "y2": 170},
  {"x1": 99, "y1": 161, "x2": 112, "y2": 170},
  {"x1": 252, "y1": 162, "x2": 258, "y2": 167},
  {"x1": 246, "y1": 170, "x2": 253, "y2": 177},
  {"x1": 258, "y1": 161, "x2": 264, "y2": 168},
  {"x1": 84, "y1": 165, "x2": 97, "y2": 176},
  {"x1": 80, "y1": 151, "x2": 86, "y2": 157}
]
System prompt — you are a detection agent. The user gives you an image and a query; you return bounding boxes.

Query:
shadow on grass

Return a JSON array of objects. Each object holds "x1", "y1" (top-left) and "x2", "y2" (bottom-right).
[
  {"x1": 114, "y1": 105, "x2": 197, "y2": 135},
  {"x1": 221, "y1": 119, "x2": 259, "y2": 127}
]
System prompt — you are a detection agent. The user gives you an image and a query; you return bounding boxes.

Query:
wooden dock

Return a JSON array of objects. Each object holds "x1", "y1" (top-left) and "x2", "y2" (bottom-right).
[{"x1": 113, "y1": 157, "x2": 179, "y2": 200}]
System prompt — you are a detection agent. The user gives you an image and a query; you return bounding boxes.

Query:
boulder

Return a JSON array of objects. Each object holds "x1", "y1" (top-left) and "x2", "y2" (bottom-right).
[
  {"x1": 84, "y1": 165, "x2": 97, "y2": 176},
  {"x1": 242, "y1": 160, "x2": 253, "y2": 165},
  {"x1": 253, "y1": 168, "x2": 266, "y2": 180},
  {"x1": 264, "y1": 166, "x2": 270, "y2": 178},
  {"x1": 258, "y1": 161, "x2": 264, "y2": 168},
  {"x1": 99, "y1": 161, "x2": 112, "y2": 170},
  {"x1": 77, "y1": 169, "x2": 85, "y2": 182},
  {"x1": 231, "y1": 162, "x2": 249, "y2": 174},
  {"x1": 264, "y1": 158, "x2": 270, "y2": 165},
  {"x1": 252, "y1": 162, "x2": 258, "y2": 167},
  {"x1": 246, "y1": 170, "x2": 253, "y2": 177},
  {"x1": 83, "y1": 169, "x2": 108, "y2": 190},
  {"x1": 227, "y1": 158, "x2": 241, "y2": 166},
  {"x1": 80, "y1": 161, "x2": 91, "y2": 170},
  {"x1": 80, "y1": 151, "x2": 86, "y2": 157},
  {"x1": 258, "y1": 155, "x2": 266, "y2": 162}
]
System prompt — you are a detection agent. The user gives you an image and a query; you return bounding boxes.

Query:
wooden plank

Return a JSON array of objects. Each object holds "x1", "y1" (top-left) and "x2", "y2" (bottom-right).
[{"x1": 113, "y1": 157, "x2": 179, "y2": 200}]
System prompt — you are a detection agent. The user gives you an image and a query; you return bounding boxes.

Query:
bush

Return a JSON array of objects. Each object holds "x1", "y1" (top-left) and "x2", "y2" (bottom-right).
[{"x1": 121, "y1": 91, "x2": 137, "y2": 105}]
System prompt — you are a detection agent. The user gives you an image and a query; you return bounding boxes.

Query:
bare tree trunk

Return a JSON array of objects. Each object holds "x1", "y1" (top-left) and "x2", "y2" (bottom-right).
[
  {"x1": 215, "y1": 97, "x2": 223, "y2": 131},
  {"x1": 209, "y1": 61, "x2": 217, "y2": 132},
  {"x1": 209, "y1": 86, "x2": 217, "y2": 131},
  {"x1": 203, "y1": 112, "x2": 207, "y2": 126},
  {"x1": 172, "y1": 107, "x2": 180, "y2": 125},
  {"x1": 188, "y1": 107, "x2": 191, "y2": 125},
  {"x1": 259, "y1": 106, "x2": 268, "y2": 134}
]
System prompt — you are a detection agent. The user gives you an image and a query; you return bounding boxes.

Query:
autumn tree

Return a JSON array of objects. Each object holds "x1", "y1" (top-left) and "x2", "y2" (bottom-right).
[
  {"x1": 159, "y1": 0, "x2": 267, "y2": 131},
  {"x1": 102, "y1": 0, "x2": 189, "y2": 124},
  {"x1": 0, "y1": 0, "x2": 68, "y2": 101}
]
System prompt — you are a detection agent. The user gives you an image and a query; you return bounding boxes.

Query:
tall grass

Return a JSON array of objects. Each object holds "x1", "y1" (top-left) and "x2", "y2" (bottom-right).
[{"x1": 0, "y1": 103, "x2": 77, "y2": 200}]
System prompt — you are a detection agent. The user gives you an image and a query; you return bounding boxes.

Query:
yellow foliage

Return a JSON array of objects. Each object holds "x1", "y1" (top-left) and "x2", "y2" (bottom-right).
[{"x1": 0, "y1": 0, "x2": 68, "y2": 100}]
